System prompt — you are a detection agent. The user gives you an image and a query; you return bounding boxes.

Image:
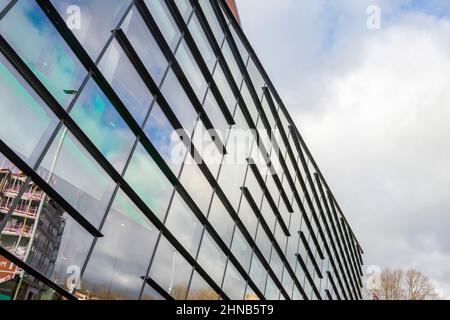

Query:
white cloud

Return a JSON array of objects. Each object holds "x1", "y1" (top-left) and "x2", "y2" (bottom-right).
[{"x1": 238, "y1": 0, "x2": 450, "y2": 298}]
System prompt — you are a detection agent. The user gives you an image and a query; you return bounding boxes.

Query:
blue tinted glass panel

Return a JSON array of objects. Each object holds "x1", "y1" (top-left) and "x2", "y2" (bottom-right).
[
  {"x1": 0, "y1": 56, "x2": 58, "y2": 166},
  {"x1": 70, "y1": 79, "x2": 136, "y2": 173},
  {"x1": 124, "y1": 142, "x2": 173, "y2": 221},
  {"x1": 99, "y1": 39, "x2": 153, "y2": 126},
  {"x1": 51, "y1": 0, "x2": 131, "y2": 60},
  {"x1": 82, "y1": 190, "x2": 158, "y2": 299},
  {"x1": 38, "y1": 128, "x2": 116, "y2": 227},
  {"x1": 0, "y1": 0, "x2": 87, "y2": 108}
]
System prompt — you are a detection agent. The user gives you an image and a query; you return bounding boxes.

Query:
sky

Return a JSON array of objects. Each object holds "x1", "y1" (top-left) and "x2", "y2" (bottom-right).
[{"x1": 237, "y1": 0, "x2": 450, "y2": 298}]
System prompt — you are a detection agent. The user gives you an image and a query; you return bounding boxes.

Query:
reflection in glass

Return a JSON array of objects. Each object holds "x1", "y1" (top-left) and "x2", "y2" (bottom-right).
[
  {"x1": 124, "y1": 142, "x2": 173, "y2": 221},
  {"x1": 70, "y1": 79, "x2": 136, "y2": 173},
  {"x1": 148, "y1": 236, "x2": 193, "y2": 299},
  {"x1": 174, "y1": 0, "x2": 193, "y2": 23},
  {"x1": 187, "y1": 14, "x2": 216, "y2": 72},
  {"x1": 160, "y1": 69, "x2": 199, "y2": 134},
  {"x1": 0, "y1": 0, "x2": 87, "y2": 108},
  {"x1": 144, "y1": 0, "x2": 181, "y2": 50},
  {"x1": 124, "y1": 8, "x2": 168, "y2": 86},
  {"x1": 207, "y1": 194, "x2": 235, "y2": 247},
  {"x1": 0, "y1": 156, "x2": 93, "y2": 297},
  {"x1": 222, "y1": 262, "x2": 246, "y2": 300},
  {"x1": 0, "y1": 56, "x2": 59, "y2": 167},
  {"x1": 165, "y1": 192, "x2": 202, "y2": 256},
  {"x1": 144, "y1": 102, "x2": 185, "y2": 175},
  {"x1": 51, "y1": 0, "x2": 131, "y2": 61},
  {"x1": 0, "y1": 256, "x2": 64, "y2": 300},
  {"x1": 38, "y1": 128, "x2": 116, "y2": 227},
  {"x1": 249, "y1": 254, "x2": 267, "y2": 293},
  {"x1": 197, "y1": 232, "x2": 226, "y2": 286},
  {"x1": 212, "y1": 65, "x2": 236, "y2": 116},
  {"x1": 231, "y1": 229, "x2": 252, "y2": 272},
  {"x1": 99, "y1": 39, "x2": 153, "y2": 126},
  {"x1": 175, "y1": 40, "x2": 208, "y2": 102},
  {"x1": 81, "y1": 190, "x2": 158, "y2": 300},
  {"x1": 187, "y1": 271, "x2": 219, "y2": 300},
  {"x1": 179, "y1": 154, "x2": 213, "y2": 215},
  {"x1": 141, "y1": 283, "x2": 165, "y2": 300},
  {"x1": 198, "y1": 0, "x2": 225, "y2": 45}
]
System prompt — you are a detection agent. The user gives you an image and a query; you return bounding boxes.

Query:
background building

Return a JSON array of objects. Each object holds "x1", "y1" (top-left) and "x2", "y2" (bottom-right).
[{"x1": 0, "y1": 0, "x2": 364, "y2": 300}]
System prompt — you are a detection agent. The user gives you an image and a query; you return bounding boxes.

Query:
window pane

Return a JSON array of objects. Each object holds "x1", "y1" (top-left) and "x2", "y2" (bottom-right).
[
  {"x1": 0, "y1": 157, "x2": 94, "y2": 295},
  {"x1": 0, "y1": 56, "x2": 58, "y2": 166},
  {"x1": 124, "y1": 8, "x2": 168, "y2": 86},
  {"x1": 0, "y1": 0, "x2": 9, "y2": 12},
  {"x1": 164, "y1": 192, "x2": 202, "y2": 257},
  {"x1": 198, "y1": 0, "x2": 224, "y2": 45},
  {"x1": 238, "y1": 197, "x2": 258, "y2": 239},
  {"x1": 179, "y1": 153, "x2": 213, "y2": 215},
  {"x1": 187, "y1": 271, "x2": 219, "y2": 300},
  {"x1": 175, "y1": 40, "x2": 208, "y2": 102},
  {"x1": 174, "y1": 0, "x2": 193, "y2": 23},
  {"x1": 249, "y1": 255, "x2": 267, "y2": 293},
  {"x1": 191, "y1": 122, "x2": 222, "y2": 178},
  {"x1": 144, "y1": 102, "x2": 185, "y2": 176},
  {"x1": 202, "y1": 89, "x2": 228, "y2": 134},
  {"x1": 148, "y1": 236, "x2": 193, "y2": 299},
  {"x1": 265, "y1": 276, "x2": 280, "y2": 300},
  {"x1": 52, "y1": 0, "x2": 131, "y2": 61},
  {"x1": 231, "y1": 229, "x2": 252, "y2": 272},
  {"x1": 222, "y1": 41, "x2": 242, "y2": 87},
  {"x1": 0, "y1": 0, "x2": 87, "y2": 108},
  {"x1": 213, "y1": 64, "x2": 236, "y2": 115},
  {"x1": 124, "y1": 142, "x2": 173, "y2": 221},
  {"x1": 141, "y1": 283, "x2": 165, "y2": 300},
  {"x1": 144, "y1": 0, "x2": 181, "y2": 50},
  {"x1": 197, "y1": 232, "x2": 226, "y2": 286},
  {"x1": 98, "y1": 39, "x2": 153, "y2": 126},
  {"x1": 222, "y1": 262, "x2": 246, "y2": 300},
  {"x1": 0, "y1": 257, "x2": 64, "y2": 300},
  {"x1": 70, "y1": 79, "x2": 136, "y2": 173},
  {"x1": 207, "y1": 194, "x2": 234, "y2": 247},
  {"x1": 81, "y1": 190, "x2": 158, "y2": 300},
  {"x1": 160, "y1": 69, "x2": 198, "y2": 134},
  {"x1": 187, "y1": 15, "x2": 216, "y2": 72},
  {"x1": 38, "y1": 128, "x2": 116, "y2": 227}
]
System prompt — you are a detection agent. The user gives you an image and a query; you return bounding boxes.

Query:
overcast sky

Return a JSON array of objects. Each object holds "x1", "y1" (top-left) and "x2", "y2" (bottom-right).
[{"x1": 237, "y1": 0, "x2": 450, "y2": 298}]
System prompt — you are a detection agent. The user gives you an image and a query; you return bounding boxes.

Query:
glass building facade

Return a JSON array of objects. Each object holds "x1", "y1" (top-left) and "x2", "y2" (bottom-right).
[{"x1": 0, "y1": 0, "x2": 364, "y2": 300}]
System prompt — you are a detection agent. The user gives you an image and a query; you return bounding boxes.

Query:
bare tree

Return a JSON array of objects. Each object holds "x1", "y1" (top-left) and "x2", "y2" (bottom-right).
[
  {"x1": 367, "y1": 268, "x2": 438, "y2": 300},
  {"x1": 379, "y1": 268, "x2": 404, "y2": 300},
  {"x1": 404, "y1": 269, "x2": 437, "y2": 300}
]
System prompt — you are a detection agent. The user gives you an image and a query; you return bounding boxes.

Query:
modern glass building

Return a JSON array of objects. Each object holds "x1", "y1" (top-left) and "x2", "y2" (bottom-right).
[{"x1": 0, "y1": 0, "x2": 364, "y2": 300}]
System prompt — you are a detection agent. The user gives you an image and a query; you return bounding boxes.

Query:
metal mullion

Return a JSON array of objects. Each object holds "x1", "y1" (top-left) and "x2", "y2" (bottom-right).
[
  {"x1": 141, "y1": 276, "x2": 175, "y2": 300},
  {"x1": 135, "y1": 0, "x2": 227, "y2": 155},
  {"x1": 0, "y1": 246, "x2": 76, "y2": 300},
  {"x1": 0, "y1": 0, "x2": 16, "y2": 20},
  {"x1": 299, "y1": 232, "x2": 323, "y2": 279},
  {"x1": 164, "y1": 0, "x2": 234, "y2": 125},
  {"x1": 341, "y1": 217, "x2": 364, "y2": 279},
  {"x1": 327, "y1": 191, "x2": 359, "y2": 300},
  {"x1": 247, "y1": 161, "x2": 290, "y2": 236},
  {"x1": 271, "y1": 173, "x2": 294, "y2": 213},
  {"x1": 289, "y1": 130, "x2": 332, "y2": 258},
  {"x1": 207, "y1": 0, "x2": 270, "y2": 141},
  {"x1": 242, "y1": 187, "x2": 308, "y2": 300},
  {"x1": 296, "y1": 254, "x2": 322, "y2": 300},
  {"x1": 340, "y1": 217, "x2": 364, "y2": 290},
  {"x1": 326, "y1": 271, "x2": 341, "y2": 300},
  {"x1": 218, "y1": 0, "x2": 363, "y2": 255},
  {"x1": 314, "y1": 174, "x2": 350, "y2": 299}
]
